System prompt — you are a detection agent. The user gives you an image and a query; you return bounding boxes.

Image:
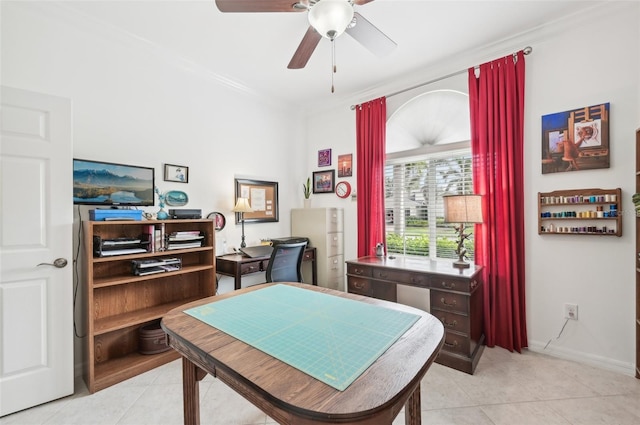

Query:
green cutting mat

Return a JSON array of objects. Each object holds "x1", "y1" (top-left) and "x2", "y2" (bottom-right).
[{"x1": 184, "y1": 284, "x2": 420, "y2": 391}]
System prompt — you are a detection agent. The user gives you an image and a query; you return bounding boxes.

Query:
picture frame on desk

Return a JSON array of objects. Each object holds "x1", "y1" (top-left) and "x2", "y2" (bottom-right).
[{"x1": 235, "y1": 178, "x2": 279, "y2": 223}]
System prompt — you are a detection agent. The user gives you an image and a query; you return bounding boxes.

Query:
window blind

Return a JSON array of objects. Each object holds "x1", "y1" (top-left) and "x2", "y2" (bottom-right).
[{"x1": 384, "y1": 148, "x2": 475, "y2": 260}]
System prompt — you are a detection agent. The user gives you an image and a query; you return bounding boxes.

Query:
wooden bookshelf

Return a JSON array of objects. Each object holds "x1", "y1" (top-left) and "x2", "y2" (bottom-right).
[{"x1": 83, "y1": 219, "x2": 215, "y2": 393}]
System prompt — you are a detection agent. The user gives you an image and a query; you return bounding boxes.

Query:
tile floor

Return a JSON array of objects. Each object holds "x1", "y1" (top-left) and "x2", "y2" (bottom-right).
[{"x1": 1, "y1": 347, "x2": 639, "y2": 425}]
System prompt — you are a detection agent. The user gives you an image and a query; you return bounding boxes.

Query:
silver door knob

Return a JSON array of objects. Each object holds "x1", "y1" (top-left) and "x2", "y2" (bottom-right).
[{"x1": 37, "y1": 258, "x2": 68, "y2": 268}]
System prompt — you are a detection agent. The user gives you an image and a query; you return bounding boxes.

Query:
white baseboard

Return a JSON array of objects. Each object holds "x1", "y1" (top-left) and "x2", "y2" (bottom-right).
[{"x1": 528, "y1": 339, "x2": 636, "y2": 377}]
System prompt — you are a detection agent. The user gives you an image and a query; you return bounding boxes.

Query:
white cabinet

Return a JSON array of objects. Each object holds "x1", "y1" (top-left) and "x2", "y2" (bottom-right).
[{"x1": 292, "y1": 208, "x2": 344, "y2": 291}]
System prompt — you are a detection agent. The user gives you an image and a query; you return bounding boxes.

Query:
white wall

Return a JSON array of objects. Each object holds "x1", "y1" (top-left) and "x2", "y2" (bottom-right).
[
  {"x1": 304, "y1": 2, "x2": 640, "y2": 375},
  {"x1": 1, "y1": 2, "x2": 308, "y2": 375},
  {"x1": 523, "y1": 2, "x2": 638, "y2": 374}
]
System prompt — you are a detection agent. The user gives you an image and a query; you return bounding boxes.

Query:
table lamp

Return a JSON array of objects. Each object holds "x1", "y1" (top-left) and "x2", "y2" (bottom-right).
[
  {"x1": 232, "y1": 197, "x2": 253, "y2": 248},
  {"x1": 443, "y1": 194, "x2": 483, "y2": 268}
]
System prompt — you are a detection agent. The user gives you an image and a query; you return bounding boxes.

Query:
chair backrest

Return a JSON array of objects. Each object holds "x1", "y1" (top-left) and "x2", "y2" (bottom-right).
[{"x1": 265, "y1": 241, "x2": 308, "y2": 283}]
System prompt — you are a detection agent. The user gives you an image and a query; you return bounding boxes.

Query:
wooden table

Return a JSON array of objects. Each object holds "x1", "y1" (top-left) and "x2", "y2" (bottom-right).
[
  {"x1": 161, "y1": 282, "x2": 444, "y2": 425},
  {"x1": 216, "y1": 247, "x2": 317, "y2": 290}
]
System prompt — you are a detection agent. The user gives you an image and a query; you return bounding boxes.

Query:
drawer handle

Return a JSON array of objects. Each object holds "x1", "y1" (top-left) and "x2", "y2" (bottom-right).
[
  {"x1": 410, "y1": 276, "x2": 423, "y2": 284},
  {"x1": 440, "y1": 297, "x2": 456, "y2": 308},
  {"x1": 440, "y1": 317, "x2": 457, "y2": 328},
  {"x1": 354, "y1": 281, "x2": 365, "y2": 289},
  {"x1": 470, "y1": 279, "x2": 478, "y2": 290},
  {"x1": 378, "y1": 272, "x2": 388, "y2": 278},
  {"x1": 441, "y1": 281, "x2": 456, "y2": 290},
  {"x1": 444, "y1": 340, "x2": 459, "y2": 348}
]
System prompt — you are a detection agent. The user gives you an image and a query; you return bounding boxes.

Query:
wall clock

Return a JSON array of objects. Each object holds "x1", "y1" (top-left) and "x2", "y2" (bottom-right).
[{"x1": 335, "y1": 181, "x2": 351, "y2": 199}]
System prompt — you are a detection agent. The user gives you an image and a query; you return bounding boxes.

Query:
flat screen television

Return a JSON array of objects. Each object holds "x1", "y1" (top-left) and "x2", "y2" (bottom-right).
[{"x1": 73, "y1": 158, "x2": 155, "y2": 206}]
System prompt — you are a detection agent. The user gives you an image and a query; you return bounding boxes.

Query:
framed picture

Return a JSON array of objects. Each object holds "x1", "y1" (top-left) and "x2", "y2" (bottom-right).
[
  {"x1": 541, "y1": 102, "x2": 610, "y2": 174},
  {"x1": 312, "y1": 170, "x2": 335, "y2": 194},
  {"x1": 164, "y1": 164, "x2": 189, "y2": 183},
  {"x1": 234, "y1": 178, "x2": 279, "y2": 223},
  {"x1": 318, "y1": 148, "x2": 332, "y2": 167},
  {"x1": 337, "y1": 153, "x2": 352, "y2": 177}
]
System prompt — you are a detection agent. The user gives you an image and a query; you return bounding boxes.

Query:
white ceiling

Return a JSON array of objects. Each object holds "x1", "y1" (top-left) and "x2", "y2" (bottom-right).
[{"x1": 59, "y1": 0, "x2": 604, "y2": 113}]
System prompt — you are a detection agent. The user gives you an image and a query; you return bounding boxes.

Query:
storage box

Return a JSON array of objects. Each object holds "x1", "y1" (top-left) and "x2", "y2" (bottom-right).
[{"x1": 89, "y1": 209, "x2": 143, "y2": 221}]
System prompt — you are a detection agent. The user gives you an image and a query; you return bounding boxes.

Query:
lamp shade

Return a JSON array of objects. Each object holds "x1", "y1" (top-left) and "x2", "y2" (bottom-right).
[
  {"x1": 308, "y1": 0, "x2": 354, "y2": 40},
  {"x1": 232, "y1": 197, "x2": 254, "y2": 213},
  {"x1": 443, "y1": 194, "x2": 483, "y2": 224}
]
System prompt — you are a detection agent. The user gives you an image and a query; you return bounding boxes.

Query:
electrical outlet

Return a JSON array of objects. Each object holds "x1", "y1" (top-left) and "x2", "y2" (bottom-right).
[{"x1": 564, "y1": 303, "x2": 578, "y2": 320}]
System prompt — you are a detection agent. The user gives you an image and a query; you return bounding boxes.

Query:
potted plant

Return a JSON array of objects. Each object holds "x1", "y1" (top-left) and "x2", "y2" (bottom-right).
[{"x1": 303, "y1": 177, "x2": 311, "y2": 208}]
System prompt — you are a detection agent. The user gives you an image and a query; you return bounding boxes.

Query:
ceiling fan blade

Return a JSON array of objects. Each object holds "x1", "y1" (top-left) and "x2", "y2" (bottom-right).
[
  {"x1": 215, "y1": 0, "x2": 306, "y2": 13},
  {"x1": 288, "y1": 26, "x2": 322, "y2": 69},
  {"x1": 353, "y1": 0, "x2": 375, "y2": 5},
  {"x1": 346, "y1": 12, "x2": 396, "y2": 57}
]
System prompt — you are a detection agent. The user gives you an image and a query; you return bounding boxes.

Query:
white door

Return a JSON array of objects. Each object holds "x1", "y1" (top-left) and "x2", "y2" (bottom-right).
[{"x1": 0, "y1": 86, "x2": 73, "y2": 416}]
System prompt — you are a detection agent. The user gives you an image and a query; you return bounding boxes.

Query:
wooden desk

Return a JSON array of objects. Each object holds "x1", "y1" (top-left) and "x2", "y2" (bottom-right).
[
  {"x1": 346, "y1": 256, "x2": 484, "y2": 374},
  {"x1": 217, "y1": 247, "x2": 317, "y2": 290},
  {"x1": 161, "y1": 283, "x2": 444, "y2": 425}
]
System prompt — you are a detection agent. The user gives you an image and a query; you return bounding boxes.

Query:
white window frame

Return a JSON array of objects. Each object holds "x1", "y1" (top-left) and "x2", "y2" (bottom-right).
[{"x1": 384, "y1": 141, "x2": 475, "y2": 261}]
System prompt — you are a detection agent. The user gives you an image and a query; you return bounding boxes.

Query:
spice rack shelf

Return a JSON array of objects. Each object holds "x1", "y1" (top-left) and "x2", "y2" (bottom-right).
[{"x1": 538, "y1": 188, "x2": 621, "y2": 236}]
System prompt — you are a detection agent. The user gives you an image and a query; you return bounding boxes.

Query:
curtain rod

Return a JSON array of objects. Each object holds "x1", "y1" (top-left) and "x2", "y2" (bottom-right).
[{"x1": 350, "y1": 46, "x2": 533, "y2": 110}]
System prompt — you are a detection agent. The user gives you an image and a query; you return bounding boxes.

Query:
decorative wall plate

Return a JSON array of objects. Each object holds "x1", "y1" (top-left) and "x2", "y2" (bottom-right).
[{"x1": 165, "y1": 190, "x2": 188, "y2": 206}]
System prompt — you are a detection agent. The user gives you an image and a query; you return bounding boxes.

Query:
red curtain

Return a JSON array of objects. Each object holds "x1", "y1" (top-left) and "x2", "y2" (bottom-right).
[
  {"x1": 468, "y1": 51, "x2": 527, "y2": 352},
  {"x1": 356, "y1": 97, "x2": 387, "y2": 257}
]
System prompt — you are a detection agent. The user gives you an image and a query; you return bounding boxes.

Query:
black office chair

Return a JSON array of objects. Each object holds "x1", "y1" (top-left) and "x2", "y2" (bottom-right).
[{"x1": 265, "y1": 241, "x2": 308, "y2": 283}]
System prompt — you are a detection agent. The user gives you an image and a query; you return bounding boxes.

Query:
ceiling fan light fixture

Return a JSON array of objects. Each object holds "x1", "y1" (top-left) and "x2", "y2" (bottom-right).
[{"x1": 308, "y1": 0, "x2": 354, "y2": 40}]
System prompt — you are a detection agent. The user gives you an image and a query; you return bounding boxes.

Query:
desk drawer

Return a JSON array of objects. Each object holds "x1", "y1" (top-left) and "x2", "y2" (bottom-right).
[
  {"x1": 434, "y1": 311, "x2": 470, "y2": 335},
  {"x1": 371, "y1": 268, "x2": 428, "y2": 288},
  {"x1": 430, "y1": 290, "x2": 469, "y2": 315},
  {"x1": 442, "y1": 330, "x2": 471, "y2": 356},
  {"x1": 348, "y1": 277, "x2": 372, "y2": 296},
  {"x1": 302, "y1": 249, "x2": 315, "y2": 262},
  {"x1": 347, "y1": 264, "x2": 372, "y2": 277},
  {"x1": 240, "y1": 261, "x2": 264, "y2": 275},
  {"x1": 430, "y1": 275, "x2": 479, "y2": 293},
  {"x1": 347, "y1": 277, "x2": 397, "y2": 302}
]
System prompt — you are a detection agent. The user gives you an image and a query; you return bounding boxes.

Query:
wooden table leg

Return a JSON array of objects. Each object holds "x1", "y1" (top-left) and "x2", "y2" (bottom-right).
[
  {"x1": 404, "y1": 383, "x2": 421, "y2": 425},
  {"x1": 182, "y1": 357, "x2": 201, "y2": 425}
]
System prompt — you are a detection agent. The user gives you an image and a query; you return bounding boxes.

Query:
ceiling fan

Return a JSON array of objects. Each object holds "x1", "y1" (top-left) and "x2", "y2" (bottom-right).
[{"x1": 214, "y1": 0, "x2": 396, "y2": 70}]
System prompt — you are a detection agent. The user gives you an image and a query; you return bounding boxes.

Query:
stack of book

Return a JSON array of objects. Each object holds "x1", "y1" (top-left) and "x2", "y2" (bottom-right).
[
  {"x1": 166, "y1": 231, "x2": 205, "y2": 250},
  {"x1": 131, "y1": 257, "x2": 182, "y2": 276}
]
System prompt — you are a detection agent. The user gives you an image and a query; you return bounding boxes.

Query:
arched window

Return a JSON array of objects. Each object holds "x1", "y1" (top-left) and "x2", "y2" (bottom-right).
[{"x1": 385, "y1": 89, "x2": 473, "y2": 260}]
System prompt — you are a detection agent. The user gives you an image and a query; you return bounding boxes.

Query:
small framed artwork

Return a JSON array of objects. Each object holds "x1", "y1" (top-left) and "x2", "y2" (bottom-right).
[
  {"x1": 337, "y1": 153, "x2": 352, "y2": 177},
  {"x1": 164, "y1": 164, "x2": 189, "y2": 183},
  {"x1": 312, "y1": 170, "x2": 335, "y2": 194},
  {"x1": 318, "y1": 148, "x2": 332, "y2": 167}
]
